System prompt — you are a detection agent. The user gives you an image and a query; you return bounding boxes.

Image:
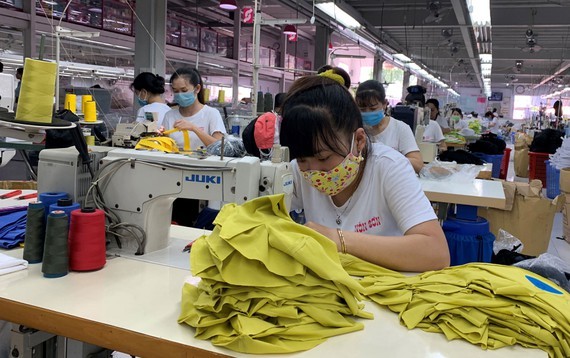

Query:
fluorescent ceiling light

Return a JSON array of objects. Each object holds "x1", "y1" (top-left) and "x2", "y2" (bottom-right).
[
  {"x1": 393, "y1": 53, "x2": 411, "y2": 63},
  {"x1": 407, "y1": 62, "x2": 421, "y2": 71},
  {"x1": 481, "y1": 63, "x2": 492, "y2": 71},
  {"x1": 479, "y1": 54, "x2": 492, "y2": 63},
  {"x1": 316, "y1": 2, "x2": 361, "y2": 29},
  {"x1": 468, "y1": 0, "x2": 491, "y2": 26}
]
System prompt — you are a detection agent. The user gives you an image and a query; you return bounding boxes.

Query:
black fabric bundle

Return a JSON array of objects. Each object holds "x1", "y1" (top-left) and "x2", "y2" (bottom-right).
[
  {"x1": 529, "y1": 129, "x2": 564, "y2": 154},
  {"x1": 438, "y1": 150, "x2": 486, "y2": 165}
]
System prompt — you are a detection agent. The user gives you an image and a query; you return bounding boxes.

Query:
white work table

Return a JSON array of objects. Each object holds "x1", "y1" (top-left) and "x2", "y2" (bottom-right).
[
  {"x1": 420, "y1": 178, "x2": 506, "y2": 209},
  {"x1": 0, "y1": 226, "x2": 545, "y2": 358}
]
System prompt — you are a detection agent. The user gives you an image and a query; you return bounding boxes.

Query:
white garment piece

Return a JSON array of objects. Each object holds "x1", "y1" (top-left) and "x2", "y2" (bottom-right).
[
  {"x1": 436, "y1": 115, "x2": 450, "y2": 129},
  {"x1": 422, "y1": 120, "x2": 445, "y2": 143},
  {"x1": 162, "y1": 105, "x2": 227, "y2": 150},
  {"x1": 488, "y1": 118, "x2": 499, "y2": 134},
  {"x1": 0, "y1": 253, "x2": 27, "y2": 276},
  {"x1": 290, "y1": 142, "x2": 436, "y2": 235},
  {"x1": 135, "y1": 102, "x2": 172, "y2": 127},
  {"x1": 371, "y1": 117, "x2": 419, "y2": 156}
]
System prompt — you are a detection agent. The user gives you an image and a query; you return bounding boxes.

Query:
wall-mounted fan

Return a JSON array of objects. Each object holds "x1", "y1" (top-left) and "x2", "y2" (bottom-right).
[{"x1": 424, "y1": 1, "x2": 452, "y2": 24}]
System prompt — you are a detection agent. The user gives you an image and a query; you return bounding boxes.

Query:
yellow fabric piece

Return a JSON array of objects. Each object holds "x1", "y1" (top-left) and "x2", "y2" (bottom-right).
[
  {"x1": 178, "y1": 194, "x2": 372, "y2": 354},
  {"x1": 135, "y1": 136, "x2": 179, "y2": 153},
  {"x1": 16, "y1": 58, "x2": 57, "y2": 123},
  {"x1": 360, "y1": 263, "x2": 570, "y2": 358},
  {"x1": 162, "y1": 128, "x2": 191, "y2": 151}
]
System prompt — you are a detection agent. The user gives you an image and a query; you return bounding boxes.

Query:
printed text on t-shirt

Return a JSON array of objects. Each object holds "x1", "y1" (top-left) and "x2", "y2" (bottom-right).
[{"x1": 354, "y1": 216, "x2": 381, "y2": 233}]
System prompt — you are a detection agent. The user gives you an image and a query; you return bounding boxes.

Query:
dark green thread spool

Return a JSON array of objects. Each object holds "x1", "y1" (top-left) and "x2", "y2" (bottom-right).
[
  {"x1": 23, "y1": 202, "x2": 46, "y2": 264},
  {"x1": 42, "y1": 210, "x2": 69, "y2": 278}
]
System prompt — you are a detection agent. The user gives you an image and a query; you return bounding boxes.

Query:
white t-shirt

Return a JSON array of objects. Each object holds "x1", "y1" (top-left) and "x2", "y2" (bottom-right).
[
  {"x1": 371, "y1": 117, "x2": 419, "y2": 156},
  {"x1": 290, "y1": 143, "x2": 436, "y2": 236},
  {"x1": 488, "y1": 118, "x2": 499, "y2": 134},
  {"x1": 136, "y1": 102, "x2": 171, "y2": 127},
  {"x1": 454, "y1": 119, "x2": 469, "y2": 131},
  {"x1": 436, "y1": 115, "x2": 450, "y2": 129},
  {"x1": 423, "y1": 120, "x2": 445, "y2": 143},
  {"x1": 162, "y1": 105, "x2": 227, "y2": 150}
]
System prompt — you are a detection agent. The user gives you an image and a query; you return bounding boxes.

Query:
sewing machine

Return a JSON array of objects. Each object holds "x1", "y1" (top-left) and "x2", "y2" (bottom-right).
[
  {"x1": 111, "y1": 120, "x2": 158, "y2": 148},
  {"x1": 37, "y1": 147, "x2": 294, "y2": 254}
]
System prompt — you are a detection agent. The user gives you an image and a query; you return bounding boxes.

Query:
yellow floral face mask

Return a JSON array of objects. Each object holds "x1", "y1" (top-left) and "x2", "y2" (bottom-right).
[{"x1": 301, "y1": 135, "x2": 363, "y2": 196}]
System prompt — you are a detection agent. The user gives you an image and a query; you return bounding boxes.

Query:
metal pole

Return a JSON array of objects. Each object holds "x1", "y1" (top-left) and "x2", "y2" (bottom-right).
[
  {"x1": 252, "y1": 0, "x2": 261, "y2": 116},
  {"x1": 55, "y1": 30, "x2": 60, "y2": 110}
]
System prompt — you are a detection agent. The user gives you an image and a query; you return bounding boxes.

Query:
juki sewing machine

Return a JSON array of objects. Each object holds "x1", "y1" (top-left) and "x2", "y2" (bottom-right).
[{"x1": 37, "y1": 146, "x2": 293, "y2": 254}]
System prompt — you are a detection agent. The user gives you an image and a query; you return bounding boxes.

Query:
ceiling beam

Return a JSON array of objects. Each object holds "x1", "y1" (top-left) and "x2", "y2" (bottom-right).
[
  {"x1": 450, "y1": 0, "x2": 483, "y2": 89},
  {"x1": 532, "y1": 60, "x2": 570, "y2": 89}
]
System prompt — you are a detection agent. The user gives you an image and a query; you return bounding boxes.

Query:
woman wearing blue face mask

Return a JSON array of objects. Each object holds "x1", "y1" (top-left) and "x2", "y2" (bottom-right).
[
  {"x1": 355, "y1": 80, "x2": 423, "y2": 173},
  {"x1": 280, "y1": 75, "x2": 449, "y2": 272},
  {"x1": 160, "y1": 68, "x2": 226, "y2": 150},
  {"x1": 131, "y1": 72, "x2": 171, "y2": 127}
]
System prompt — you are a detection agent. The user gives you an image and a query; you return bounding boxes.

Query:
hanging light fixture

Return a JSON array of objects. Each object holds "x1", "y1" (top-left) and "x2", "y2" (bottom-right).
[
  {"x1": 219, "y1": 0, "x2": 237, "y2": 11},
  {"x1": 283, "y1": 24, "x2": 297, "y2": 35}
]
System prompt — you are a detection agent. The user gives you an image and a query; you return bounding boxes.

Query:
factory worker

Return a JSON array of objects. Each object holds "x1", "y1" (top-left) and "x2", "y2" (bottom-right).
[
  {"x1": 356, "y1": 80, "x2": 423, "y2": 173},
  {"x1": 160, "y1": 68, "x2": 226, "y2": 150},
  {"x1": 280, "y1": 74, "x2": 450, "y2": 272},
  {"x1": 426, "y1": 98, "x2": 451, "y2": 134},
  {"x1": 450, "y1": 108, "x2": 469, "y2": 131},
  {"x1": 131, "y1": 72, "x2": 171, "y2": 127}
]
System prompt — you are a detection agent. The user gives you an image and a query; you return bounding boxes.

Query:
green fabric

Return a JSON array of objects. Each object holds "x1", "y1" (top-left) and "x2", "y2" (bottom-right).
[
  {"x1": 359, "y1": 263, "x2": 570, "y2": 358},
  {"x1": 178, "y1": 194, "x2": 372, "y2": 354}
]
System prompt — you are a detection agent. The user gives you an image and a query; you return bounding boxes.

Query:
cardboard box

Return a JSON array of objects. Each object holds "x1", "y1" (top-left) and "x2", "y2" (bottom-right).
[
  {"x1": 0, "y1": 180, "x2": 37, "y2": 190},
  {"x1": 513, "y1": 133, "x2": 532, "y2": 178},
  {"x1": 478, "y1": 180, "x2": 563, "y2": 256}
]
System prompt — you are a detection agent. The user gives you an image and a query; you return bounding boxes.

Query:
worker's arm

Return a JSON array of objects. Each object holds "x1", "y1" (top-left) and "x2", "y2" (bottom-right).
[{"x1": 405, "y1": 151, "x2": 424, "y2": 173}]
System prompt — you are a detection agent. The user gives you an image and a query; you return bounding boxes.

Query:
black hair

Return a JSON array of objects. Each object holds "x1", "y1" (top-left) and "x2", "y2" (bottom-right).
[
  {"x1": 0, "y1": 61, "x2": 3, "y2": 73},
  {"x1": 280, "y1": 75, "x2": 366, "y2": 160},
  {"x1": 355, "y1": 80, "x2": 386, "y2": 108},
  {"x1": 274, "y1": 92, "x2": 286, "y2": 111},
  {"x1": 426, "y1": 98, "x2": 439, "y2": 110},
  {"x1": 451, "y1": 108, "x2": 463, "y2": 117},
  {"x1": 317, "y1": 65, "x2": 351, "y2": 89},
  {"x1": 16, "y1": 67, "x2": 23, "y2": 75},
  {"x1": 492, "y1": 108, "x2": 497, "y2": 112},
  {"x1": 130, "y1": 72, "x2": 166, "y2": 95},
  {"x1": 485, "y1": 111, "x2": 493, "y2": 118},
  {"x1": 170, "y1": 68, "x2": 205, "y2": 104}
]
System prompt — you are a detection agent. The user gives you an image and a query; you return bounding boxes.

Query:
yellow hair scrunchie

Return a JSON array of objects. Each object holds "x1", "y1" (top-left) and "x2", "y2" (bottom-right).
[{"x1": 318, "y1": 69, "x2": 345, "y2": 87}]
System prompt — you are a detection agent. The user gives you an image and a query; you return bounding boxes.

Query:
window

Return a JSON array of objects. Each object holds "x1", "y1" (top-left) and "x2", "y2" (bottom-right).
[
  {"x1": 513, "y1": 95, "x2": 533, "y2": 120},
  {"x1": 103, "y1": 0, "x2": 133, "y2": 35},
  {"x1": 68, "y1": 0, "x2": 103, "y2": 27},
  {"x1": 166, "y1": 17, "x2": 181, "y2": 46}
]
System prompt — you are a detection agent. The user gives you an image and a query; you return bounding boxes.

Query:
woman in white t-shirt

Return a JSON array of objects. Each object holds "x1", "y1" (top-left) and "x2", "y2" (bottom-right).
[
  {"x1": 280, "y1": 74, "x2": 449, "y2": 272},
  {"x1": 131, "y1": 72, "x2": 171, "y2": 127},
  {"x1": 355, "y1": 80, "x2": 423, "y2": 173},
  {"x1": 160, "y1": 68, "x2": 226, "y2": 150},
  {"x1": 450, "y1": 108, "x2": 469, "y2": 131}
]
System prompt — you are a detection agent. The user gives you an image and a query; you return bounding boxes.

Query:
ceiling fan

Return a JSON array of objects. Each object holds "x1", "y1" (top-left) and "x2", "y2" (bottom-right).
[
  {"x1": 522, "y1": 11, "x2": 542, "y2": 53},
  {"x1": 424, "y1": 1, "x2": 452, "y2": 24}
]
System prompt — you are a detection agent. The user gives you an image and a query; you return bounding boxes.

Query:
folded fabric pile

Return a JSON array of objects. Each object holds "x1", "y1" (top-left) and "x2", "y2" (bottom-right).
[
  {"x1": 0, "y1": 208, "x2": 27, "y2": 249},
  {"x1": 0, "y1": 252, "x2": 28, "y2": 275},
  {"x1": 178, "y1": 194, "x2": 372, "y2": 354},
  {"x1": 359, "y1": 263, "x2": 570, "y2": 358}
]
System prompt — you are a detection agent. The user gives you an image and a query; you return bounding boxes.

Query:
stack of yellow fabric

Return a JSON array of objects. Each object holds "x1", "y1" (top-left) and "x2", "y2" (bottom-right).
[
  {"x1": 178, "y1": 194, "x2": 372, "y2": 354},
  {"x1": 359, "y1": 263, "x2": 570, "y2": 358}
]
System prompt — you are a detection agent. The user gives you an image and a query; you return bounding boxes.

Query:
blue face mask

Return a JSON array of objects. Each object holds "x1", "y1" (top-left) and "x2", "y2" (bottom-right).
[
  {"x1": 137, "y1": 96, "x2": 148, "y2": 107},
  {"x1": 174, "y1": 91, "x2": 196, "y2": 108},
  {"x1": 361, "y1": 110, "x2": 385, "y2": 126}
]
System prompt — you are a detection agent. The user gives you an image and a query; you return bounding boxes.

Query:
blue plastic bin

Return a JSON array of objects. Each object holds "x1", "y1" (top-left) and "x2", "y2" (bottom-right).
[
  {"x1": 545, "y1": 160, "x2": 560, "y2": 199},
  {"x1": 443, "y1": 215, "x2": 495, "y2": 266},
  {"x1": 472, "y1": 152, "x2": 504, "y2": 178}
]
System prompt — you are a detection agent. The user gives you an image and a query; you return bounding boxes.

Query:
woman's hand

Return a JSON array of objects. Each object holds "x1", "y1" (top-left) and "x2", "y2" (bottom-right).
[
  {"x1": 305, "y1": 221, "x2": 340, "y2": 251},
  {"x1": 157, "y1": 126, "x2": 165, "y2": 135},
  {"x1": 174, "y1": 120, "x2": 197, "y2": 132}
]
